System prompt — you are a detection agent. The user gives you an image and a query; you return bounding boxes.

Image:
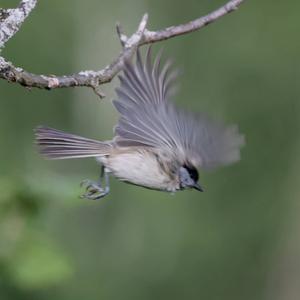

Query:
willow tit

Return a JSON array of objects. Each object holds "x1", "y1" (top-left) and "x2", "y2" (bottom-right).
[{"x1": 35, "y1": 47, "x2": 244, "y2": 200}]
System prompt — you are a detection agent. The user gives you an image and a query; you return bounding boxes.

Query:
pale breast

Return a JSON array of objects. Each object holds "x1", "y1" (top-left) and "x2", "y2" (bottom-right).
[{"x1": 98, "y1": 149, "x2": 179, "y2": 192}]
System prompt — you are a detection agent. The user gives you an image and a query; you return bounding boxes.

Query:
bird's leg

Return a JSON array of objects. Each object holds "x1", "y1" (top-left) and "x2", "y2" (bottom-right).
[
  {"x1": 80, "y1": 166, "x2": 110, "y2": 200},
  {"x1": 81, "y1": 166, "x2": 104, "y2": 190}
]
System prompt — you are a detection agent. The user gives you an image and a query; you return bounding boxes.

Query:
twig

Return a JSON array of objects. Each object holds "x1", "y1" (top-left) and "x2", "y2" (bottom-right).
[
  {"x1": 116, "y1": 23, "x2": 128, "y2": 47},
  {"x1": 0, "y1": 0, "x2": 245, "y2": 97},
  {"x1": 142, "y1": 0, "x2": 243, "y2": 43}
]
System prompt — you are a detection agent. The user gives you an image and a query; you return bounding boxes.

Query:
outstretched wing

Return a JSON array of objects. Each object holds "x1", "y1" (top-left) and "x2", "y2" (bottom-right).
[{"x1": 113, "y1": 47, "x2": 244, "y2": 169}]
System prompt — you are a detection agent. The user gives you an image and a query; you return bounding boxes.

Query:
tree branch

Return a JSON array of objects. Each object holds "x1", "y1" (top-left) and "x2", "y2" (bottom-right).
[
  {"x1": 142, "y1": 0, "x2": 244, "y2": 43},
  {"x1": 0, "y1": 0, "x2": 245, "y2": 98},
  {"x1": 0, "y1": 0, "x2": 37, "y2": 48}
]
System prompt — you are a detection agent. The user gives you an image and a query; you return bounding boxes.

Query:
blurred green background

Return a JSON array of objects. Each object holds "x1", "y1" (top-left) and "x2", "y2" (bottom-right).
[{"x1": 1, "y1": 0, "x2": 300, "y2": 299}]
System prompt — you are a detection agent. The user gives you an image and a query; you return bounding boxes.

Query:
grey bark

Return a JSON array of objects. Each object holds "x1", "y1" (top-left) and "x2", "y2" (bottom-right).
[{"x1": 0, "y1": 0, "x2": 245, "y2": 98}]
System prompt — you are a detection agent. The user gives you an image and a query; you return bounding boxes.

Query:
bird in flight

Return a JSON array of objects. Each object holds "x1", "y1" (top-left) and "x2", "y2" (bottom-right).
[{"x1": 35, "y1": 47, "x2": 244, "y2": 200}]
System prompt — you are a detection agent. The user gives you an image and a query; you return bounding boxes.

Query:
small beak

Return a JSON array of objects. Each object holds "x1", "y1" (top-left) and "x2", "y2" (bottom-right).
[{"x1": 194, "y1": 182, "x2": 204, "y2": 192}]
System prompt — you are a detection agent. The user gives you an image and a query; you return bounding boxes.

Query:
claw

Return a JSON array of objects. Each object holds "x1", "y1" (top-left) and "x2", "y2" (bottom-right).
[
  {"x1": 80, "y1": 179, "x2": 88, "y2": 187},
  {"x1": 80, "y1": 178, "x2": 109, "y2": 200},
  {"x1": 80, "y1": 191, "x2": 108, "y2": 200},
  {"x1": 80, "y1": 179, "x2": 102, "y2": 189},
  {"x1": 80, "y1": 168, "x2": 110, "y2": 200}
]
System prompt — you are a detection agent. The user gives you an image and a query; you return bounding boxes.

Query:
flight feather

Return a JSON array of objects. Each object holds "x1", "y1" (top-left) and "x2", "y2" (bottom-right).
[{"x1": 113, "y1": 47, "x2": 244, "y2": 169}]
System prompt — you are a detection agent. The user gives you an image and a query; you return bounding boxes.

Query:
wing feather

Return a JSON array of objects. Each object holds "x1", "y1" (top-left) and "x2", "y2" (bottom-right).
[{"x1": 113, "y1": 47, "x2": 244, "y2": 169}]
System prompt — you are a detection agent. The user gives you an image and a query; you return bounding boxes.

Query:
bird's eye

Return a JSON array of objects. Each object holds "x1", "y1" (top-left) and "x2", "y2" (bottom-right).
[{"x1": 183, "y1": 165, "x2": 199, "y2": 182}]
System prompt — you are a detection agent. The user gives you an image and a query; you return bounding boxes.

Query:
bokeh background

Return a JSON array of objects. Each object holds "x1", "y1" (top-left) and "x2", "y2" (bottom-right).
[{"x1": 1, "y1": 0, "x2": 300, "y2": 299}]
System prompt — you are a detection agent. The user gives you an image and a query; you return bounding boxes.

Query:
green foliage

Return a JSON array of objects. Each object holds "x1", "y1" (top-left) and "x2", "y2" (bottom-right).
[
  {"x1": 0, "y1": 177, "x2": 74, "y2": 291},
  {"x1": 8, "y1": 231, "x2": 73, "y2": 289}
]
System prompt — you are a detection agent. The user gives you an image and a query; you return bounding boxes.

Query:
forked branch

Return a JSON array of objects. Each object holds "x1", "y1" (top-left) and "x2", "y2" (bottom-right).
[{"x1": 0, "y1": 0, "x2": 245, "y2": 98}]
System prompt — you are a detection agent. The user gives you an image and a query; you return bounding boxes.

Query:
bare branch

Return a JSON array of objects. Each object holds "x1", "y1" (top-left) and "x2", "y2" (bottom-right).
[
  {"x1": 0, "y1": 14, "x2": 149, "y2": 92},
  {"x1": 0, "y1": 0, "x2": 245, "y2": 97},
  {"x1": 0, "y1": 0, "x2": 37, "y2": 48},
  {"x1": 142, "y1": 0, "x2": 244, "y2": 43},
  {"x1": 116, "y1": 22, "x2": 127, "y2": 47}
]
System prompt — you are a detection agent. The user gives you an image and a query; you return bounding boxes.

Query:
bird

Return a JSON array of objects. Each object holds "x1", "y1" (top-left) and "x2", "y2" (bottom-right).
[{"x1": 35, "y1": 47, "x2": 244, "y2": 200}]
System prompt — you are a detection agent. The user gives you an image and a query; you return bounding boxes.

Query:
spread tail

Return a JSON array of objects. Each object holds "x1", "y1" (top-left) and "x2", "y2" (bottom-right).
[{"x1": 35, "y1": 126, "x2": 112, "y2": 159}]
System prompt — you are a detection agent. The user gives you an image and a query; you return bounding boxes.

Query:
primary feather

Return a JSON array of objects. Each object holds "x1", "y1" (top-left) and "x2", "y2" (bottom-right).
[{"x1": 113, "y1": 47, "x2": 244, "y2": 169}]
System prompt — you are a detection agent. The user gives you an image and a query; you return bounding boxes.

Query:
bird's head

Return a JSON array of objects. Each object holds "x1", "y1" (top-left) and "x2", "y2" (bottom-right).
[{"x1": 179, "y1": 165, "x2": 203, "y2": 192}]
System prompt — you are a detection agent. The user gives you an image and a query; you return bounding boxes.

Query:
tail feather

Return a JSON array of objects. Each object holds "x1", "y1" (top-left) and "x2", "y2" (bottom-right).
[{"x1": 35, "y1": 126, "x2": 112, "y2": 159}]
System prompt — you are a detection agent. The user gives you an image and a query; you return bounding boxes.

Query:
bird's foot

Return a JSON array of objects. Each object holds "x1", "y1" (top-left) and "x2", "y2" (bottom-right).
[{"x1": 80, "y1": 179, "x2": 109, "y2": 200}]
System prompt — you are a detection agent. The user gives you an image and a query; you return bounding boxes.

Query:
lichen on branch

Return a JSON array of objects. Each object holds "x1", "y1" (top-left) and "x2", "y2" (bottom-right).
[{"x1": 0, "y1": 0, "x2": 245, "y2": 98}]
